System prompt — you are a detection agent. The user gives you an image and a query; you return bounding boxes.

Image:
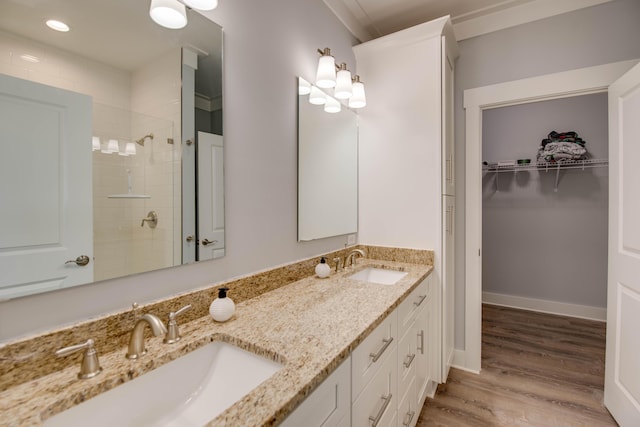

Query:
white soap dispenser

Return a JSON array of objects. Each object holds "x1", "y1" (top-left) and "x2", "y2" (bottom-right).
[
  {"x1": 315, "y1": 257, "x2": 331, "y2": 278},
  {"x1": 209, "y1": 287, "x2": 235, "y2": 322}
]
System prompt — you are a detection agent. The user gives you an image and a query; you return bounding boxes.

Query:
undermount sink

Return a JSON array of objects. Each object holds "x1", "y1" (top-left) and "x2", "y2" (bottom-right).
[
  {"x1": 44, "y1": 341, "x2": 282, "y2": 427},
  {"x1": 348, "y1": 267, "x2": 408, "y2": 285}
]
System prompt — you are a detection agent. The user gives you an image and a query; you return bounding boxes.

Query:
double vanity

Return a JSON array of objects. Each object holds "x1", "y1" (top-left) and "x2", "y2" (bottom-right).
[{"x1": 0, "y1": 248, "x2": 434, "y2": 426}]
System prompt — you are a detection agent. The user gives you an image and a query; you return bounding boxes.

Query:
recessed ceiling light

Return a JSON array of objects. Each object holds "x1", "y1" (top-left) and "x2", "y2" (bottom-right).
[
  {"x1": 46, "y1": 19, "x2": 70, "y2": 32},
  {"x1": 20, "y1": 54, "x2": 40, "y2": 63}
]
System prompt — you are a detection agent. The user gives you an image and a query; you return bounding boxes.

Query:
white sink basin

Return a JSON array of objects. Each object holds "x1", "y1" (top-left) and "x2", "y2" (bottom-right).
[
  {"x1": 348, "y1": 267, "x2": 408, "y2": 285},
  {"x1": 44, "y1": 341, "x2": 282, "y2": 427}
]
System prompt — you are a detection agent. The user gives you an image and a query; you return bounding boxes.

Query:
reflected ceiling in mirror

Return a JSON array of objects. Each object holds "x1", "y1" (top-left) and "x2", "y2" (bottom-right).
[
  {"x1": 0, "y1": 0, "x2": 223, "y2": 300},
  {"x1": 297, "y1": 77, "x2": 358, "y2": 241}
]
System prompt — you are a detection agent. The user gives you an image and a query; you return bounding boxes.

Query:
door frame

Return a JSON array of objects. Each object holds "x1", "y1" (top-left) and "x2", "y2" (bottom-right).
[{"x1": 460, "y1": 59, "x2": 639, "y2": 373}]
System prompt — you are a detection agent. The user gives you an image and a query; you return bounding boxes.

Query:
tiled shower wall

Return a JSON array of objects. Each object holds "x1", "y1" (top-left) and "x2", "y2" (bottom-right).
[{"x1": 0, "y1": 29, "x2": 181, "y2": 282}]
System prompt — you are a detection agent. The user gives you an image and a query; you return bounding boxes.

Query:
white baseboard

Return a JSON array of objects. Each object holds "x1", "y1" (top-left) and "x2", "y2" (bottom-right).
[
  {"x1": 483, "y1": 292, "x2": 606, "y2": 322},
  {"x1": 451, "y1": 349, "x2": 481, "y2": 374}
]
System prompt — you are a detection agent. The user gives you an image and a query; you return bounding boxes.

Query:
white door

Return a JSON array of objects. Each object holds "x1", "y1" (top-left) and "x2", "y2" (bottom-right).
[
  {"x1": 197, "y1": 131, "x2": 225, "y2": 261},
  {"x1": 0, "y1": 74, "x2": 93, "y2": 299},
  {"x1": 605, "y1": 61, "x2": 640, "y2": 425}
]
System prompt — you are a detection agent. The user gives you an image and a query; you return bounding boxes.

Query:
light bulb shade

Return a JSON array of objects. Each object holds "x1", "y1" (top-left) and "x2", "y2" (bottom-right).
[
  {"x1": 315, "y1": 53, "x2": 336, "y2": 89},
  {"x1": 298, "y1": 78, "x2": 311, "y2": 95},
  {"x1": 324, "y1": 96, "x2": 341, "y2": 114},
  {"x1": 125, "y1": 142, "x2": 137, "y2": 156},
  {"x1": 183, "y1": 0, "x2": 218, "y2": 10},
  {"x1": 149, "y1": 0, "x2": 187, "y2": 29},
  {"x1": 309, "y1": 86, "x2": 326, "y2": 105},
  {"x1": 349, "y1": 80, "x2": 366, "y2": 109},
  {"x1": 334, "y1": 68, "x2": 353, "y2": 99},
  {"x1": 106, "y1": 139, "x2": 119, "y2": 153},
  {"x1": 92, "y1": 136, "x2": 101, "y2": 151}
]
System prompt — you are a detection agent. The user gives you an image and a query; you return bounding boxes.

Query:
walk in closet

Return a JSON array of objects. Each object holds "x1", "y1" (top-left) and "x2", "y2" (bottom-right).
[{"x1": 481, "y1": 92, "x2": 609, "y2": 317}]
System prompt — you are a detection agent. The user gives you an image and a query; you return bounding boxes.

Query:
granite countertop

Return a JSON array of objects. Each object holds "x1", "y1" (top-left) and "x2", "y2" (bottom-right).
[{"x1": 0, "y1": 259, "x2": 432, "y2": 426}]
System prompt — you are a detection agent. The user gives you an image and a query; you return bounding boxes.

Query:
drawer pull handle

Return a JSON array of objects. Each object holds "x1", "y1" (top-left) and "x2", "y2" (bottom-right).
[
  {"x1": 403, "y1": 353, "x2": 416, "y2": 368},
  {"x1": 369, "y1": 393, "x2": 392, "y2": 427},
  {"x1": 402, "y1": 410, "x2": 416, "y2": 427},
  {"x1": 370, "y1": 337, "x2": 393, "y2": 362},
  {"x1": 417, "y1": 330, "x2": 424, "y2": 354},
  {"x1": 413, "y1": 295, "x2": 427, "y2": 307}
]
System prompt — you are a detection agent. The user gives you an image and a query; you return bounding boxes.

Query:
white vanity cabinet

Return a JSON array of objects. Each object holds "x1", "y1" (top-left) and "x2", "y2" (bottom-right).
[
  {"x1": 280, "y1": 356, "x2": 351, "y2": 427},
  {"x1": 281, "y1": 275, "x2": 436, "y2": 427}
]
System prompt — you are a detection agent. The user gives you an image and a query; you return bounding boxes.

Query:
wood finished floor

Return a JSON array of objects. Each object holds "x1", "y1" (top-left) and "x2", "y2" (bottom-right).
[{"x1": 417, "y1": 304, "x2": 618, "y2": 426}]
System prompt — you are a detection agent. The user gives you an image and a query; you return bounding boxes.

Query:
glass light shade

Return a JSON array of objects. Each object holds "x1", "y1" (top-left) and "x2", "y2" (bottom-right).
[
  {"x1": 105, "y1": 139, "x2": 119, "y2": 154},
  {"x1": 125, "y1": 142, "x2": 137, "y2": 156},
  {"x1": 298, "y1": 78, "x2": 311, "y2": 95},
  {"x1": 183, "y1": 0, "x2": 218, "y2": 10},
  {"x1": 315, "y1": 52, "x2": 336, "y2": 89},
  {"x1": 348, "y1": 80, "x2": 366, "y2": 109},
  {"x1": 92, "y1": 136, "x2": 101, "y2": 151},
  {"x1": 309, "y1": 86, "x2": 326, "y2": 105},
  {"x1": 324, "y1": 96, "x2": 341, "y2": 114},
  {"x1": 334, "y1": 66, "x2": 353, "y2": 100},
  {"x1": 149, "y1": 0, "x2": 187, "y2": 29}
]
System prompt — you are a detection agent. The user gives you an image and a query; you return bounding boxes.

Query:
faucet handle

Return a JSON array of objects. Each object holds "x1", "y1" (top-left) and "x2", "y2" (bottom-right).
[
  {"x1": 164, "y1": 304, "x2": 192, "y2": 344},
  {"x1": 56, "y1": 338, "x2": 103, "y2": 379},
  {"x1": 333, "y1": 257, "x2": 344, "y2": 272}
]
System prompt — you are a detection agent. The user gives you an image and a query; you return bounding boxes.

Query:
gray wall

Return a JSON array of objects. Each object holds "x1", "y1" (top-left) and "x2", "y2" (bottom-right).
[
  {"x1": 0, "y1": 0, "x2": 357, "y2": 342},
  {"x1": 454, "y1": 0, "x2": 640, "y2": 348},
  {"x1": 482, "y1": 93, "x2": 608, "y2": 307}
]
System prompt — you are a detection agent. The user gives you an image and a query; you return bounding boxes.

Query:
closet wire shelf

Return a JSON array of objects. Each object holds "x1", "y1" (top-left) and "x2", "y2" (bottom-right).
[{"x1": 483, "y1": 158, "x2": 608, "y2": 192}]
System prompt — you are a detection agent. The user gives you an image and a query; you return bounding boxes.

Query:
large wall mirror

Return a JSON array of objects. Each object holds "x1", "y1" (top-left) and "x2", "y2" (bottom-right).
[
  {"x1": 0, "y1": 0, "x2": 224, "y2": 299},
  {"x1": 297, "y1": 77, "x2": 358, "y2": 241}
]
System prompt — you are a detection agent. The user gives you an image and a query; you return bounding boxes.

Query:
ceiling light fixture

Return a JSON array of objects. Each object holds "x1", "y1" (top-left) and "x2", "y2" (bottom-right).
[
  {"x1": 45, "y1": 19, "x2": 70, "y2": 32},
  {"x1": 149, "y1": 0, "x2": 188, "y2": 29}
]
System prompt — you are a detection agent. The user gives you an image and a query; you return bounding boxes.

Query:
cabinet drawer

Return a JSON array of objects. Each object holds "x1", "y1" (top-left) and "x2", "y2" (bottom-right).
[
  {"x1": 398, "y1": 377, "x2": 418, "y2": 427},
  {"x1": 397, "y1": 277, "x2": 430, "y2": 331},
  {"x1": 352, "y1": 311, "x2": 397, "y2": 401},
  {"x1": 352, "y1": 344, "x2": 397, "y2": 427},
  {"x1": 397, "y1": 322, "x2": 417, "y2": 400},
  {"x1": 281, "y1": 356, "x2": 351, "y2": 427}
]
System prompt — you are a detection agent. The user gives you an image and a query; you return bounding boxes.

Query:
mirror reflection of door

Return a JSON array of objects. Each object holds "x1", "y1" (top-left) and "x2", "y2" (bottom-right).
[
  {"x1": 0, "y1": 75, "x2": 93, "y2": 298},
  {"x1": 197, "y1": 131, "x2": 225, "y2": 261}
]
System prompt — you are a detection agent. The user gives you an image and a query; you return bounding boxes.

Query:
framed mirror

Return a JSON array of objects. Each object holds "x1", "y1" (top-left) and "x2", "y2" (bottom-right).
[
  {"x1": 297, "y1": 77, "x2": 358, "y2": 241},
  {"x1": 0, "y1": 0, "x2": 223, "y2": 299}
]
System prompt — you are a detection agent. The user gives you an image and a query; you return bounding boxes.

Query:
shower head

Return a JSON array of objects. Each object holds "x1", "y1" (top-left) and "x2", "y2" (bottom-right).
[{"x1": 135, "y1": 133, "x2": 154, "y2": 146}]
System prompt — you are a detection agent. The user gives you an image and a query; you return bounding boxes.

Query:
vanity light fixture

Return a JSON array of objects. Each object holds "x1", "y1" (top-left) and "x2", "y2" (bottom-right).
[
  {"x1": 334, "y1": 63, "x2": 353, "y2": 100},
  {"x1": 315, "y1": 48, "x2": 336, "y2": 89},
  {"x1": 92, "y1": 136, "x2": 101, "y2": 151},
  {"x1": 45, "y1": 19, "x2": 70, "y2": 32},
  {"x1": 298, "y1": 78, "x2": 312, "y2": 95},
  {"x1": 149, "y1": 0, "x2": 188, "y2": 29},
  {"x1": 348, "y1": 75, "x2": 367, "y2": 109},
  {"x1": 125, "y1": 142, "x2": 137, "y2": 156},
  {"x1": 149, "y1": 0, "x2": 220, "y2": 29},
  {"x1": 20, "y1": 54, "x2": 40, "y2": 63},
  {"x1": 309, "y1": 85, "x2": 327, "y2": 105},
  {"x1": 104, "y1": 139, "x2": 119, "y2": 154},
  {"x1": 183, "y1": 0, "x2": 218, "y2": 10},
  {"x1": 313, "y1": 47, "x2": 366, "y2": 109},
  {"x1": 324, "y1": 96, "x2": 341, "y2": 114}
]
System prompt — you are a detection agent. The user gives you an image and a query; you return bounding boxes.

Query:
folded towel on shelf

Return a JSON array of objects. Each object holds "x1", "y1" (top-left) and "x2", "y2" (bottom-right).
[{"x1": 537, "y1": 130, "x2": 588, "y2": 163}]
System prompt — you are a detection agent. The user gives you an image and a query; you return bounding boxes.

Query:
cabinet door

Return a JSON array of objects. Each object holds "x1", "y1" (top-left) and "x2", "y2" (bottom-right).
[
  {"x1": 397, "y1": 321, "x2": 418, "y2": 403},
  {"x1": 442, "y1": 195, "x2": 455, "y2": 381},
  {"x1": 280, "y1": 356, "x2": 351, "y2": 427},
  {"x1": 442, "y1": 40, "x2": 455, "y2": 197},
  {"x1": 398, "y1": 377, "x2": 418, "y2": 427},
  {"x1": 415, "y1": 290, "x2": 433, "y2": 404}
]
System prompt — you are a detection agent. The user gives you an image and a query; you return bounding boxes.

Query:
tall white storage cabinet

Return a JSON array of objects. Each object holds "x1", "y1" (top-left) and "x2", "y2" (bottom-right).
[{"x1": 354, "y1": 15, "x2": 458, "y2": 394}]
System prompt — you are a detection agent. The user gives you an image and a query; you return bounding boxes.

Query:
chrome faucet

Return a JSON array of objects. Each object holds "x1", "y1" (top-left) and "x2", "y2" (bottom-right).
[
  {"x1": 126, "y1": 313, "x2": 168, "y2": 359},
  {"x1": 345, "y1": 248, "x2": 366, "y2": 268}
]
